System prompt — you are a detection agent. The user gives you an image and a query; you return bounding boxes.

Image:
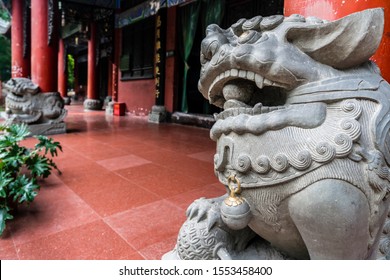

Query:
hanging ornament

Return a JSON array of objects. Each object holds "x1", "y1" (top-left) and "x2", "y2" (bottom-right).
[{"x1": 221, "y1": 175, "x2": 252, "y2": 230}]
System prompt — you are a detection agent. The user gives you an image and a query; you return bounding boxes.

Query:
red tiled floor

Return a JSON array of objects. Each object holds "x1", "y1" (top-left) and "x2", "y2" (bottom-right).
[
  {"x1": 188, "y1": 150, "x2": 216, "y2": 163},
  {"x1": 115, "y1": 163, "x2": 171, "y2": 180},
  {"x1": 167, "y1": 183, "x2": 227, "y2": 211},
  {"x1": 130, "y1": 167, "x2": 210, "y2": 198},
  {"x1": 16, "y1": 221, "x2": 142, "y2": 260},
  {"x1": 8, "y1": 183, "x2": 99, "y2": 246},
  {"x1": 79, "y1": 181, "x2": 161, "y2": 217},
  {"x1": 96, "y1": 154, "x2": 151, "y2": 171},
  {"x1": 105, "y1": 200, "x2": 186, "y2": 251},
  {"x1": 0, "y1": 245, "x2": 18, "y2": 260},
  {"x1": 139, "y1": 235, "x2": 178, "y2": 260},
  {"x1": 0, "y1": 104, "x2": 223, "y2": 259}
]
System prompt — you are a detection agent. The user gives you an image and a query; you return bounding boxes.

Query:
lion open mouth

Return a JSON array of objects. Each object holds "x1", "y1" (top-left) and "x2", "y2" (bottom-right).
[{"x1": 207, "y1": 69, "x2": 289, "y2": 121}]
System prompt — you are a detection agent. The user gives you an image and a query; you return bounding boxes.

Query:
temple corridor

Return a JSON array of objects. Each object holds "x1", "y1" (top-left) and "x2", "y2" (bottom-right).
[{"x1": 0, "y1": 104, "x2": 224, "y2": 259}]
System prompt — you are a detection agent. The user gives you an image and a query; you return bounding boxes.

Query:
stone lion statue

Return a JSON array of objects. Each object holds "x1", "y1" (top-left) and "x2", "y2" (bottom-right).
[
  {"x1": 164, "y1": 8, "x2": 390, "y2": 260},
  {"x1": 2, "y1": 78, "x2": 67, "y2": 125}
]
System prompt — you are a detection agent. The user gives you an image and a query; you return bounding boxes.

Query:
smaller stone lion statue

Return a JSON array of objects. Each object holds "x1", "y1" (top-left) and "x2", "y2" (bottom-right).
[{"x1": 2, "y1": 78, "x2": 67, "y2": 125}]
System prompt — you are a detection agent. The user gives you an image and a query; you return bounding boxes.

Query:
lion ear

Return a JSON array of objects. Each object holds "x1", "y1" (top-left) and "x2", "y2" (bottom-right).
[{"x1": 286, "y1": 8, "x2": 384, "y2": 69}]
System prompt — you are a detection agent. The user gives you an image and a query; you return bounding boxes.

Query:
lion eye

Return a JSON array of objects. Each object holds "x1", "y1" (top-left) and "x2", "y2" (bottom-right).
[
  {"x1": 205, "y1": 41, "x2": 219, "y2": 60},
  {"x1": 238, "y1": 30, "x2": 263, "y2": 44}
]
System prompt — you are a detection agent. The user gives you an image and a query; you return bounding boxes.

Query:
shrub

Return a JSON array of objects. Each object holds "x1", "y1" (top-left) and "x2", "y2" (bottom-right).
[{"x1": 0, "y1": 123, "x2": 62, "y2": 235}]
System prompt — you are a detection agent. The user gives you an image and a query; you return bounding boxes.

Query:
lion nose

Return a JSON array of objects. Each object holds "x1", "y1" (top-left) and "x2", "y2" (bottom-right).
[
  {"x1": 200, "y1": 31, "x2": 227, "y2": 64},
  {"x1": 201, "y1": 24, "x2": 228, "y2": 63},
  {"x1": 201, "y1": 39, "x2": 220, "y2": 63}
]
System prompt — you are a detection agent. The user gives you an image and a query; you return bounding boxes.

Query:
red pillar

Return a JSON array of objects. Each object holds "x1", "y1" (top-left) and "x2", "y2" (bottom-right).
[
  {"x1": 87, "y1": 22, "x2": 97, "y2": 100},
  {"x1": 11, "y1": 0, "x2": 30, "y2": 78},
  {"x1": 58, "y1": 38, "x2": 67, "y2": 98},
  {"x1": 107, "y1": 59, "x2": 113, "y2": 98},
  {"x1": 84, "y1": 21, "x2": 102, "y2": 110},
  {"x1": 284, "y1": 0, "x2": 390, "y2": 82},
  {"x1": 164, "y1": 6, "x2": 178, "y2": 113},
  {"x1": 111, "y1": 27, "x2": 121, "y2": 102},
  {"x1": 30, "y1": 0, "x2": 59, "y2": 92}
]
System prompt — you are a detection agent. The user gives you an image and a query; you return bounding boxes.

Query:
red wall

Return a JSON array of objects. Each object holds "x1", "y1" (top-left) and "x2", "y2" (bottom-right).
[
  {"x1": 116, "y1": 7, "x2": 179, "y2": 114},
  {"x1": 164, "y1": 6, "x2": 178, "y2": 113},
  {"x1": 117, "y1": 79, "x2": 156, "y2": 115},
  {"x1": 284, "y1": 0, "x2": 390, "y2": 82},
  {"x1": 116, "y1": 15, "x2": 156, "y2": 115}
]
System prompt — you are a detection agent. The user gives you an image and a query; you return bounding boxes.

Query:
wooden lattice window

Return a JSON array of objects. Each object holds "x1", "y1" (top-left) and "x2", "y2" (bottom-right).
[{"x1": 120, "y1": 16, "x2": 155, "y2": 80}]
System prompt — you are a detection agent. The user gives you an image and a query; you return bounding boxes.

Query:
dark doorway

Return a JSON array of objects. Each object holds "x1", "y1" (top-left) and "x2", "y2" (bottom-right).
[
  {"x1": 178, "y1": 0, "x2": 284, "y2": 115},
  {"x1": 99, "y1": 57, "x2": 109, "y2": 101}
]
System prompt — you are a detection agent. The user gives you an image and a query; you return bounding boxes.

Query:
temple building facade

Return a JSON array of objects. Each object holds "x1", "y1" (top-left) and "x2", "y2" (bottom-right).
[{"x1": 5, "y1": 0, "x2": 390, "y2": 126}]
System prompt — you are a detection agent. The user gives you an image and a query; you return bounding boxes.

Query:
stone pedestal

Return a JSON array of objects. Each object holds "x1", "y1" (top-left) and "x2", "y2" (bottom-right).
[
  {"x1": 83, "y1": 98, "x2": 102, "y2": 111},
  {"x1": 63, "y1": 97, "x2": 71, "y2": 105},
  {"x1": 148, "y1": 105, "x2": 167, "y2": 123},
  {"x1": 105, "y1": 101, "x2": 114, "y2": 115},
  {"x1": 26, "y1": 122, "x2": 67, "y2": 135},
  {"x1": 103, "y1": 96, "x2": 113, "y2": 109}
]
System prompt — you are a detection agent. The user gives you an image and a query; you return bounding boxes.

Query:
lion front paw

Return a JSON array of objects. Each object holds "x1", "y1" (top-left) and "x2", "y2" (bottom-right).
[{"x1": 185, "y1": 196, "x2": 225, "y2": 231}]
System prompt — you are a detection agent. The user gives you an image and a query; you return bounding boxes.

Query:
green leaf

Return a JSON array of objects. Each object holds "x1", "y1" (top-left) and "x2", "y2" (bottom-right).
[
  {"x1": 7, "y1": 123, "x2": 31, "y2": 142},
  {"x1": 1, "y1": 153, "x2": 24, "y2": 170},
  {"x1": 26, "y1": 155, "x2": 52, "y2": 178},
  {"x1": 0, "y1": 124, "x2": 30, "y2": 150},
  {"x1": 0, "y1": 123, "x2": 62, "y2": 235},
  {"x1": 34, "y1": 135, "x2": 63, "y2": 157},
  {"x1": 9, "y1": 175, "x2": 40, "y2": 204},
  {"x1": 0, "y1": 170, "x2": 12, "y2": 198},
  {"x1": 18, "y1": 180, "x2": 40, "y2": 203},
  {"x1": 0, "y1": 207, "x2": 13, "y2": 236}
]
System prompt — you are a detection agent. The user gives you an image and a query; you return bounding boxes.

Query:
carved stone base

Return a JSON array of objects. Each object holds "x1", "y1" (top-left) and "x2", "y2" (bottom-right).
[
  {"x1": 28, "y1": 122, "x2": 67, "y2": 136},
  {"x1": 105, "y1": 101, "x2": 114, "y2": 115},
  {"x1": 171, "y1": 112, "x2": 215, "y2": 128},
  {"x1": 83, "y1": 99, "x2": 102, "y2": 111},
  {"x1": 104, "y1": 96, "x2": 113, "y2": 109},
  {"x1": 63, "y1": 97, "x2": 71, "y2": 105},
  {"x1": 148, "y1": 105, "x2": 167, "y2": 123}
]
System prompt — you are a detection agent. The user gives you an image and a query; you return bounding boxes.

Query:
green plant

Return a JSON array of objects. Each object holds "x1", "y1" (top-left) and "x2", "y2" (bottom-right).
[
  {"x1": 0, "y1": 123, "x2": 62, "y2": 235},
  {"x1": 0, "y1": 0, "x2": 11, "y2": 22},
  {"x1": 67, "y1": 54, "x2": 75, "y2": 89},
  {"x1": 0, "y1": 35, "x2": 11, "y2": 81}
]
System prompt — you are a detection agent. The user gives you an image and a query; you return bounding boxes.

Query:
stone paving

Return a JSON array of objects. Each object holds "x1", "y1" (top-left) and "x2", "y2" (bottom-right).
[{"x1": 0, "y1": 104, "x2": 224, "y2": 259}]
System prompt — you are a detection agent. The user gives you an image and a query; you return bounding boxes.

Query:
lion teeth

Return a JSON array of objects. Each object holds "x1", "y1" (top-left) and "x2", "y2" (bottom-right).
[
  {"x1": 264, "y1": 78, "x2": 273, "y2": 86},
  {"x1": 255, "y1": 74, "x2": 264, "y2": 89},
  {"x1": 231, "y1": 69, "x2": 238, "y2": 76},
  {"x1": 238, "y1": 70, "x2": 247, "y2": 78},
  {"x1": 246, "y1": 71, "x2": 255, "y2": 81},
  {"x1": 273, "y1": 81, "x2": 285, "y2": 87}
]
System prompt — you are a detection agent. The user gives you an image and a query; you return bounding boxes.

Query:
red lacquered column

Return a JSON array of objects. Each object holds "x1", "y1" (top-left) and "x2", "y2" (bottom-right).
[
  {"x1": 284, "y1": 0, "x2": 390, "y2": 82},
  {"x1": 84, "y1": 21, "x2": 102, "y2": 110},
  {"x1": 30, "y1": 0, "x2": 58, "y2": 92},
  {"x1": 58, "y1": 38, "x2": 70, "y2": 104},
  {"x1": 111, "y1": 27, "x2": 120, "y2": 102},
  {"x1": 11, "y1": 0, "x2": 30, "y2": 78},
  {"x1": 107, "y1": 59, "x2": 113, "y2": 100}
]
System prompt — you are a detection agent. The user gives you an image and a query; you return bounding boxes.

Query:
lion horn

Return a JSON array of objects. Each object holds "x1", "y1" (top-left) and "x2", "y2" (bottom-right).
[{"x1": 286, "y1": 8, "x2": 384, "y2": 69}]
